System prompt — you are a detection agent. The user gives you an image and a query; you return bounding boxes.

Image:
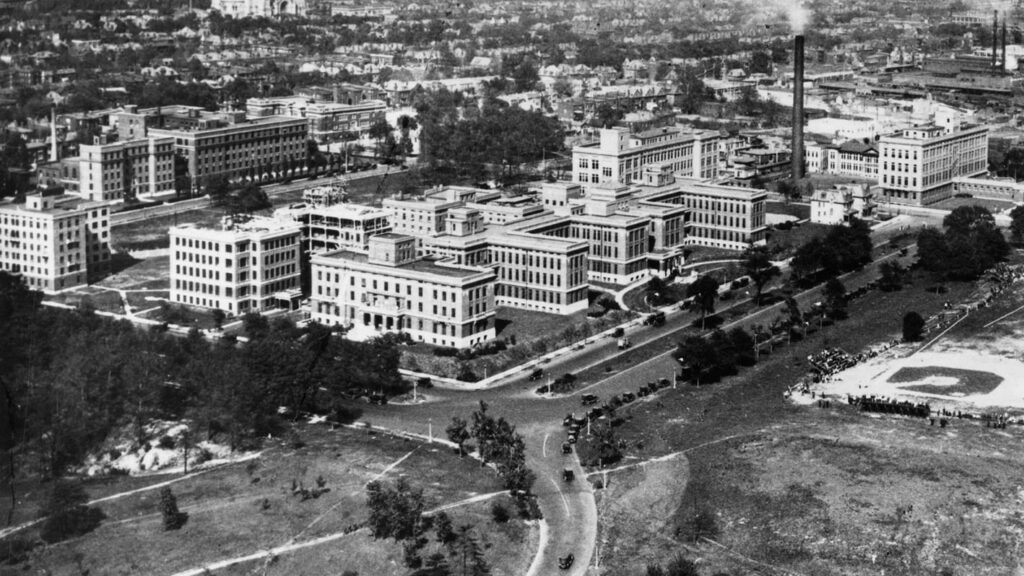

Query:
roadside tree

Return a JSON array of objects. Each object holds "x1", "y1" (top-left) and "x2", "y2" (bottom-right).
[{"x1": 902, "y1": 311, "x2": 925, "y2": 342}]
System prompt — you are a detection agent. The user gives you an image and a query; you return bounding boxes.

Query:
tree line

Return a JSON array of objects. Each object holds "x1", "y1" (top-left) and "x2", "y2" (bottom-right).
[{"x1": 415, "y1": 89, "x2": 566, "y2": 183}]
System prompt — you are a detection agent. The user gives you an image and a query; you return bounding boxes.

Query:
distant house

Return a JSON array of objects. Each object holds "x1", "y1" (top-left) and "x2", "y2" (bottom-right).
[{"x1": 810, "y1": 184, "x2": 875, "y2": 225}]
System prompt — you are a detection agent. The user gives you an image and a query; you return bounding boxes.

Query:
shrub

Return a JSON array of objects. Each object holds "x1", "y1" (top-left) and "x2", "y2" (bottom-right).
[
  {"x1": 39, "y1": 481, "x2": 106, "y2": 543},
  {"x1": 433, "y1": 346, "x2": 459, "y2": 357},
  {"x1": 160, "y1": 487, "x2": 188, "y2": 530},
  {"x1": 158, "y1": 435, "x2": 176, "y2": 449},
  {"x1": 491, "y1": 502, "x2": 510, "y2": 523}
]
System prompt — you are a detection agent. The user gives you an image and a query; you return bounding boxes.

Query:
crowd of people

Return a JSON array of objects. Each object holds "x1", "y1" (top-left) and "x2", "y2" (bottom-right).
[
  {"x1": 848, "y1": 394, "x2": 930, "y2": 418},
  {"x1": 808, "y1": 348, "x2": 857, "y2": 376}
]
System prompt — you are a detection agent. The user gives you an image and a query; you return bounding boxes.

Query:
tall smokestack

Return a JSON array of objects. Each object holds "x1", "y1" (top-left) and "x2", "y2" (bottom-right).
[
  {"x1": 49, "y1": 107, "x2": 58, "y2": 162},
  {"x1": 993, "y1": 11, "x2": 999, "y2": 68},
  {"x1": 792, "y1": 35, "x2": 805, "y2": 181},
  {"x1": 1002, "y1": 19, "x2": 1008, "y2": 72}
]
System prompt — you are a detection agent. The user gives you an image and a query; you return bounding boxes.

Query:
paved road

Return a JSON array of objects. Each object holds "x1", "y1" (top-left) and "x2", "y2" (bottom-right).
[{"x1": 352, "y1": 242, "x2": 919, "y2": 574}]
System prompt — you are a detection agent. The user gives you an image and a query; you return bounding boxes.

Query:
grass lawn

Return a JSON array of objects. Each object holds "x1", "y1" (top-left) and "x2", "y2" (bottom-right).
[
  {"x1": 765, "y1": 221, "x2": 832, "y2": 258},
  {"x1": 14, "y1": 425, "x2": 524, "y2": 576},
  {"x1": 888, "y1": 366, "x2": 1004, "y2": 396},
  {"x1": 494, "y1": 306, "x2": 588, "y2": 341},
  {"x1": 767, "y1": 201, "x2": 810, "y2": 220},
  {"x1": 137, "y1": 301, "x2": 221, "y2": 330},
  {"x1": 111, "y1": 208, "x2": 226, "y2": 253},
  {"x1": 46, "y1": 287, "x2": 124, "y2": 314},
  {"x1": 929, "y1": 196, "x2": 1017, "y2": 213},
  {"x1": 97, "y1": 255, "x2": 170, "y2": 291},
  {"x1": 124, "y1": 291, "x2": 170, "y2": 314}
]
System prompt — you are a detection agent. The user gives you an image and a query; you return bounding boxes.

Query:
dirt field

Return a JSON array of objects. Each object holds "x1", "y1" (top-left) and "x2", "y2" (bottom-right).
[
  {"x1": 590, "y1": 267, "x2": 1024, "y2": 575},
  {"x1": 6, "y1": 425, "x2": 531, "y2": 576}
]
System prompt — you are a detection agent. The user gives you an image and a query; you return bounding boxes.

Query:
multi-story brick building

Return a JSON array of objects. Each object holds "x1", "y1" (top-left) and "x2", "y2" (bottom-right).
[
  {"x1": 169, "y1": 216, "x2": 302, "y2": 314},
  {"x1": 246, "y1": 97, "x2": 387, "y2": 144},
  {"x1": 0, "y1": 191, "x2": 111, "y2": 292},
  {"x1": 310, "y1": 234, "x2": 497, "y2": 348},
  {"x1": 113, "y1": 105, "x2": 308, "y2": 185},
  {"x1": 637, "y1": 177, "x2": 767, "y2": 251},
  {"x1": 877, "y1": 124, "x2": 988, "y2": 206},
  {"x1": 75, "y1": 136, "x2": 176, "y2": 201},
  {"x1": 572, "y1": 126, "x2": 719, "y2": 185}
]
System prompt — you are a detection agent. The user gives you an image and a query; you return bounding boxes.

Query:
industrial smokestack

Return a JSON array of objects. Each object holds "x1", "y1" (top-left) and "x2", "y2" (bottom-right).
[
  {"x1": 792, "y1": 35, "x2": 805, "y2": 181},
  {"x1": 993, "y1": 11, "x2": 999, "y2": 68},
  {"x1": 49, "y1": 107, "x2": 58, "y2": 162},
  {"x1": 1002, "y1": 19, "x2": 1008, "y2": 72}
]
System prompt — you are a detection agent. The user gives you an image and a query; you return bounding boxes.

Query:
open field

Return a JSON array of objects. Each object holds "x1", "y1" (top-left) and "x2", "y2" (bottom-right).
[
  {"x1": 588, "y1": 264, "x2": 1020, "y2": 575},
  {"x1": 112, "y1": 208, "x2": 226, "y2": 253},
  {"x1": 4, "y1": 425, "x2": 530, "y2": 576},
  {"x1": 97, "y1": 255, "x2": 170, "y2": 291}
]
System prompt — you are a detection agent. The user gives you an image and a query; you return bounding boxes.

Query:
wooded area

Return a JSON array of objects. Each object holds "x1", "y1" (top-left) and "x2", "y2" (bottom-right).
[{"x1": 0, "y1": 273, "x2": 403, "y2": 489}]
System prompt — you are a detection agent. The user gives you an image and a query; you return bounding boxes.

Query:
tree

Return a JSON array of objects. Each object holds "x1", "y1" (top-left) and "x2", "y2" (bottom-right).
[
  {"x1": 743, "y1": 245, "x2": 779, "y2": 305},
  {"x1": 823, "y1": 276, "x2": 847, "y2": 320},
  {"x1": 211, "y1": 309, "x2": 226, "y2": 330},
  {"x1": 676, "y1": 335, "x2": 718, "y2": 386},
  {"x1": 39, "y1": 480, "x2": 105, "y2": 543},
  {"x1": 368, "y1": 119, "x2": 394, "y2": 161},
  {"x1": 902, "y1": 311, "x2": 925, "y2": 342},
  {"x1": 160, "y1": 487, "x2": 188, "y2": 530},
  {"x1": 878, "y1": 261, "x2": 905, "y2": 292},
  {"x1": 687, "y1": 275, "x2": 720, "y2": 329},
  {"x1": 728, "y1": 327, "x2": 756, "y2": 366},
  {"x1": 434, "y1": 510, "x2": 456, "y2": 547},
  {"x1": 1010, "y1": 205, "x2": 1024, "y2": 244},
  {"x1": 446, "y1": 417, "x2": 470, "y2": 457},
  {"x1": 366, "y1": 478, "x2": 427, "y2": 542}
]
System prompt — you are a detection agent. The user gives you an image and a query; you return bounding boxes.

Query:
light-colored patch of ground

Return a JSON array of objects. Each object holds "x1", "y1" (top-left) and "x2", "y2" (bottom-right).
[{"x1": 589, "y1": 457, "x2": 690, "y2": 574}]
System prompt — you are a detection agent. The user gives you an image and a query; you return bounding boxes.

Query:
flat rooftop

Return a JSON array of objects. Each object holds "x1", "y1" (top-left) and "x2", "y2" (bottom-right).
[{"x1": 323, "y1": 250, "x2": 490, "y2": 279}]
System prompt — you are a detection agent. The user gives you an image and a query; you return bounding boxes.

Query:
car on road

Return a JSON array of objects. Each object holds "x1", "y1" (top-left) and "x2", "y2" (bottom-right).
[
  {"x1": 643, "y1": 311, "x2": 666, "y2": 326},
  {"x1": 559, "y1": 554, "x2": 575, "y2": 570},
  {"x1": 562, "y1": 442, "x2": 572, "y2": 454},
  {"x1": 581, "y1": 393, "x2": 599, "y2": 405}
]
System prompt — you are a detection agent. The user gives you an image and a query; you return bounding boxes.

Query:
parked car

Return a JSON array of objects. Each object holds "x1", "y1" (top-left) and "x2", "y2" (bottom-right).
[
  {"x1": 559, "y1": 554, "x2": 575, "y2": 570},
  {"x1": 529, "y1": 368, "x2": 544, "y2": 381},
  {"x1": 562, "y1": 442, "x2": 572, "y2": 454},
  {"x1": 581, "y1": 393, "x2": 599, "y2": 405},
  {"x1": 562, "y1": 469, "x2": 574, "y2": 482}
]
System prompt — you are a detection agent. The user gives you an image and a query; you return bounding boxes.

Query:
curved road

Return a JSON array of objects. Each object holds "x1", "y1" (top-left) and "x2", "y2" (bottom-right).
[{"x1": 352, "y1": 242, "x2": 918, "y2": 575}]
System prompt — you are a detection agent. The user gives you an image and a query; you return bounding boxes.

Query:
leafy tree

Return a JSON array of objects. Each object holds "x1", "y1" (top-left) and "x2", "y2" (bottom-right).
[
  {"x1": 368, "y1": 119, "x2": 394, "y2": 161},
  {"x1": 878, "y1": 261, "x2": 905, "y2": 292},
  {"x1": 159, "y1": 487, "x2": 188, "y2": 530},
  {"x1": 434, "y1": 511, "x2": 456, "y2": 547},
  {"x1": 1010, "y1": 205, "x2": 1024, "y2": 244},
  {"x1": 743, "y1": 245, "x2": 779, "y2": 305},
  {"x1": 451, "y1": 524, "x2": 490, "y2": 576},
  {"x1": 446, "y1": 417, "x2": 470, "y2": 457},
  {"x1": 727, "y1": 327, "x2": 756, "y2": 366},
  {"x1": 676, "y1": 335, "x2": 718, "y2": 386},
  {"x1": 919, "y1": 206, "x2": 1008, "y2": 280},
  {"x1": 687, "y1": 275, "x2": 720, "y2": 329},
  {"x1": 823, "y1": 276, "x2": 847, "y2": 319},
  {"x1": 39, "y1": 480, "x2": 105, "y2": 543},
  {"x1": 366, "y1": 478, "x2": 427, "y2": 542},
  {"x1": 902, "y1": 311, "x2": 925, "y2": 342},
  {"x1": 242, "y1": 313, "x2": 271, "y2": 340}
]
